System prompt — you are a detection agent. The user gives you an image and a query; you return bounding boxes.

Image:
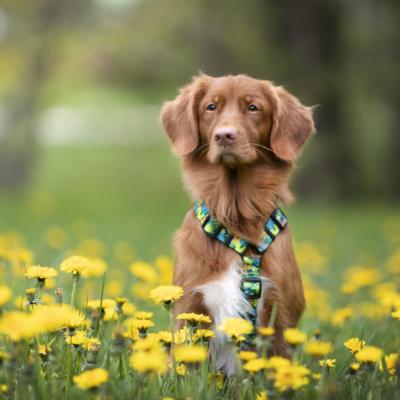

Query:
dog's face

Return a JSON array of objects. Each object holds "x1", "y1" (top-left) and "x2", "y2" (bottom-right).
[{"x1": 161, "y1": 74, "x2": 314, "y2": 167}]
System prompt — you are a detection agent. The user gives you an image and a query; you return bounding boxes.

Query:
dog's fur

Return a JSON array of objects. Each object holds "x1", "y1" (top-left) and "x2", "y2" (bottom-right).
[{"x1": 161, "y1": 74, "x2": 315, "y2": 374}]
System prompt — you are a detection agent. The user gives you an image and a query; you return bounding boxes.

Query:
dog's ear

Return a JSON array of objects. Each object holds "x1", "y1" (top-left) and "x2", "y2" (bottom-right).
[
  {"x1": 269, "y1": 85, "x2": 315, "y2": 162},
  {"x1": 161, "y1": 75, "x2": 210, "y2": 156}
]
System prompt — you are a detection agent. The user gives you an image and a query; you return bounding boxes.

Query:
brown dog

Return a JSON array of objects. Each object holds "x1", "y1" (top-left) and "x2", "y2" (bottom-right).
[{"x1": 161, "y1": 74, "x2": 315, "y2": 374}]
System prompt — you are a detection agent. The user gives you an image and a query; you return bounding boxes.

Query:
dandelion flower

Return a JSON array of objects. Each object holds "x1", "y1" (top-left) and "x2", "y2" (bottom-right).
[
  {"x1": 344, "y1": 338, "x2": 366, "y2": 353},
  {"x1": 379, "y1": 353, "x2": 399, "y2": 375},
  {"x1": 73, "y1": 368, "x2": 109, "y2": 390},
  {"x1": 304, "y1": 341, "x2": 333, "y2": 357},
  {"x1": 349, "y1": 362, "x2": 360, "y2": 374},
  {"x1": 133, "y1": 335, "x2": 160, "y2": 351},
  {"x1": 319, "y1": 358, "x2": 336, "y2": 368},
  {"x1": 265, "y1": 356, "x2": 291, "y2": 370},
  {"x1": 331, "y1": 307, "x2": 353, "y2": 326},
  {"x1": 81, "y1": 257, "x2": 107, "y2": 278},
  {"x1": 134, "y1": 311, "x2": 154, "y2": 320},
  {"x1": 391, "y1": 309, "x2": 400, "y2": 320},
  {"x1": 258, "y1": 326, "x2": 275, "y2": 337},
  {"x1": 65, "y1": 330, "x2": 87, "y2": 346},
  {"x1": 218, "y1": 318, "x2": 253, "y2": 342},
  {"x1": 130, "y1": 346, "x2": 168, "y2": 374},
  {"x1": 0, "y1": 286, "x2": 12, "y2": 306},
  {"x1": 283, "y1": 328, "x2": 307, "y2": 345},
  {"x1": 130, "y1": 261, "x2": 158, "y2": 282},
  {"x1": 25, "y1": 266, "x2": 58, "y2": 282},
  {"x1": 149, "y1": 285, "x2": 184, "y2": 305},
  {"x1": 193, "y1": 329, "x2": 215, "y2": 342},
  {"x1": 239, "y1": 351, "x2": 258, "y2": 361},
  {"x1": 273, "y1": 364, "x2": 310, "y2": 392},
  {"x1": 60, "y1": 255, "x2": 91, "y2": 276},
  {"x1": 176, "y1": 363, "x2": 187, "y2": 376},
  {"x1": 177, "y1": 312, "x2": 212, "y2": 325},
  {"x1": 174, "y1": 345, "x2": 207, "y2": 364},
  {"x1": 243, "y1": 358, "x2": 268, "y2": 373},
  {"x1": 355, "y1": 346, "x2": 383, "y2": 363}
]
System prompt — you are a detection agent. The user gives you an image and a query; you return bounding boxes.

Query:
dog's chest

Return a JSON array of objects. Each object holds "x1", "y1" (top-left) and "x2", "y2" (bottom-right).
[{"x1": 196, "y1": 260, "x2": 252, "y2": 325}]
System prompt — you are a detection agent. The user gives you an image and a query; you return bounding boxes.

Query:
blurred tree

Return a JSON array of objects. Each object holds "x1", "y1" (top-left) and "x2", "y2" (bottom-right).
[{"x1": 0, "y1": 0, "x2": 94, "y2": 189}]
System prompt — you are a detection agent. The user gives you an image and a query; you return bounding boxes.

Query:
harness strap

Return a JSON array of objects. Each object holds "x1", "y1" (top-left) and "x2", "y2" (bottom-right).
[{"x1": 194, "y1": 200, "x2": 288, "y2": 348}]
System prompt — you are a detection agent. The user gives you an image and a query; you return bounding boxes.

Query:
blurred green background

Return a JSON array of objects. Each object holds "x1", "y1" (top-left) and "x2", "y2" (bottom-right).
[{"x1": 0, "y1": 0, "x2": 399, "y2": 265}]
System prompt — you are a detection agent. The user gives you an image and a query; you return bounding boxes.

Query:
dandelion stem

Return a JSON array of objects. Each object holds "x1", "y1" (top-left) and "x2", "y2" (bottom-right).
[{"x1": 70, "y1": 274, "x2": 79, "y2": 307}]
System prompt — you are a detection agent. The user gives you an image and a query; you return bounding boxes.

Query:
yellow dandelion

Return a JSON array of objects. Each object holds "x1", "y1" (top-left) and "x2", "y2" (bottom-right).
[
  {"x1": 0, "y1": 285, "x2": 12, "y2": 306},
  {"x1": 243, "y1": 358, "x2": 268, "y2": 373},
  {"x1": 355, "y1": 346, "x2": 383, "y2": 363},
  {"x1": 256, "y1": 391, "x2": 268, "y2": 400},
  {"x1": 65, "y1": 330, "x2": 87, "y2": 346},
  {"x1": 239, "y1": 351, "x2": 258, "y2": 361},
  {"x1": 265, "y1": 356, "x2": 291, "y2": 370},
  {"x1": 258, "y1": 326, "x2": 275, "y2": 336},
  {"x1": 174, "y1": 345, "x2": 208, "y2": 364},
  {"x1": 25, "y1": 266, "x2": 58, "y2": 281},
  {"x1": 283, "y1": 328, "x2": 307, "y2": 345},
  {"x1": 125, "y1": 318, "x2": 154, "y2": 333},
  {"x1": 133, "y1": 334, "x2": 160, "y2": 351},
  {"x1": 274, "y1": 364, "x2": 310, "y2": 392},
  {"x1": 379, "y1": 353, "x2": 399, "y2": 375},
  {"x1": 134, "y1": 311, "x2": 154, "y2": 320},
  {"x1": 177, "y1": 312, "x2": 212, "y2": 325},
  {"x1": 319, "y1": 358, "x2": 336, "y2": 368},
  {"x1": 81, "y1": 257, "x2": 107, "y2": 278},
  {"x1": 349, "y1": 362, "x2": 360, "y2": 373},
  {"x1": 130, "y1": 346, "x2": 168, "y2": 374},
  {"x1": 73, "y1": 368, "x2": 109, "y2": 390},
  {"x1": 83, "y1": 337, "x2": 101, "y2": 352},
  {"x1": 218, "y1": 318, "x2": 253, "y2": 341},
  {"x1": 391, "y1": 309, "x2": 400, "y2": 320},
  {"x1": 176, "y1": 363, "x2": 187, "y2": 376},
  {"x1": 312, "y1": 372, "x2": 321, "y2": 380},
  {"x1": 149, "y1": 285, "x2": 184, "y2": 305},
  {"x1": 344, "y1": 338, "x2": 366, "y2": 353},
  {"x1": 331, "y1": 307, "x2": 353, "y2": 326},
  {"x1": 193, "y1": 329, "x2": 215, "y2": 342},
  {"x1": 38, "y1": 344, "x2": 51, "y2": 356},
  {"x1": 130, "y1": 261, "x2": 158, "y2": 282},
  {"x1": 60, "y1": 255, "x2": 91, "y2": 276},
  {"x1": 304, "y1": 341, "x2": 333, "y2": 357}
]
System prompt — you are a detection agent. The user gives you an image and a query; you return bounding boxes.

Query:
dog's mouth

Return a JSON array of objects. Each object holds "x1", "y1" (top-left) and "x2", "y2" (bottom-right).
[{"x1": 219, "y1": 153, "x2": 239, "y2": 168}]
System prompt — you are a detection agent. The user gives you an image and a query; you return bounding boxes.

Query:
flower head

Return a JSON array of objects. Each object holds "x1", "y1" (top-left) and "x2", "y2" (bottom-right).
[
  {"x1": 218, "y1": 318, "x2": 253, "y2": 342},
  {"x1": 60, "y1": 255, "x2": 91, "y2": 276},
  {"x1": 243, "y1": 358, "x2": 268, "y2": 373},
  {"x1": 25, "y1": 266, "x2": 58, "y2": 281},
  {"x1": 177, "y1": 312, "x2": 212, "y2": 325},
  {"x1": 304, "y1": 341, "x2": 333, "y2": 357},
  {"x1": 319, "y1": 358, "x2": 336, "y2": 368},
  {"x1": 344, "y1": 338, "x2": 366, "y2": 353},
  {"x1": 0, "y1": 286, "x2": 12, "y2": 306},
  {"x1": 283, "y1": 328, "x2": 307, "y2": 345},
  {"x1": 73, "y1": 368, "x2": 109, "y2": 390},
  {"x1": 130, "y1": 346, "x2": 168, "y2": 374},
  {"x1": 258, "y1": 326, "x2": 275, "y2": 337},
  {"x1": 355, "y1": 346, "x2": 383, "y2": 363},
  {"x1": 149, "y1": 285, "x2": 184, "y2": 305},
  {"x1": 273, "y1": 364, "x2": 310, "y2": 392},
  {"x1": 174, "y1": 345, "x2": 207, "y2": 364},
  {"x1": 380, "y1": 353, "x2": 399, "y2": 375}
]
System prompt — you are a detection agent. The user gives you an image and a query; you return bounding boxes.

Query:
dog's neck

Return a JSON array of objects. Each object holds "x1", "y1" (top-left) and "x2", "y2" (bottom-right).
[{"x1": 182, "y1": 156, "x2": 293, "y2": 242}]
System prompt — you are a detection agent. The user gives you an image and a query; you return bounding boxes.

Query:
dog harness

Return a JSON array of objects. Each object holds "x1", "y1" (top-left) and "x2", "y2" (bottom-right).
[{"x1": 194, "y1": 200, "x2": 288, "y2": 346}]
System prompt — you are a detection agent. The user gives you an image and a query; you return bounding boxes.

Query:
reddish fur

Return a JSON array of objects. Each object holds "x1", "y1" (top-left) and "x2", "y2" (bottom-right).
[{"x1": 160, "y1": 74, "x2": 315, "y2": 356}]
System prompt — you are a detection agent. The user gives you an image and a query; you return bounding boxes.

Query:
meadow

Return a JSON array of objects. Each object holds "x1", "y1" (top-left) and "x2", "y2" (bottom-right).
[{"x1": 0, "y1": 144, "x2": 399, "y2": 399}]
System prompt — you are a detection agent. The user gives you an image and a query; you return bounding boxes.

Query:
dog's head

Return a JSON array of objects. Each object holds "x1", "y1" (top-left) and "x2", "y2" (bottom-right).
[{"x1": 161, "y1": 74, "x2": 315, "y2": 167}]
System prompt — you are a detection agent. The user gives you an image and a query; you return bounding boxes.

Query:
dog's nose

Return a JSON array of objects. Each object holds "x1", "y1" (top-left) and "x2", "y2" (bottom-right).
[{"x1": 214, "y1": 127, "x2": 237, "y2": 146}]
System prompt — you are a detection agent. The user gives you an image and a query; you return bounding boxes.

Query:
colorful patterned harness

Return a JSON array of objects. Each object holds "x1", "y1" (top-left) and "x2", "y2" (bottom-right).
[{"x1": 194, "y1": 200, "x2": 288, "y2": 346}]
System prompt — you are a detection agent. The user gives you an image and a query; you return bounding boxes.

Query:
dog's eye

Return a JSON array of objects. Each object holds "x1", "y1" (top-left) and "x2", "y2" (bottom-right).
[
  {"x1": 248, "y1": 104, "x2": 259, "y2": 112},
  {"x1": 206, "y1": 103, "x2": 217, "y2": 111}
]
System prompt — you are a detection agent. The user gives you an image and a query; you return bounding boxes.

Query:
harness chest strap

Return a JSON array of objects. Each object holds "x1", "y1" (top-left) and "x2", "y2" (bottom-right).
[{"x1": 193, "y1": 200, "x2": 288, "y2": 345}]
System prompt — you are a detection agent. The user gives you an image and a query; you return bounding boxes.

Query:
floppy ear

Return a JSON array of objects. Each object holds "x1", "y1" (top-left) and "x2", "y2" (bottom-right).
[
  {"x1": 161, "y1": 76, "x2": 210, "y2": 156},
  {"x1": 269, "y1": 86, "x2": 315, "y2": 162}
]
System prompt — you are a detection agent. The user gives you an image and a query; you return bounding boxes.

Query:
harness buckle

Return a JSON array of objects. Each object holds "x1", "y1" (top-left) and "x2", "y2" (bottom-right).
[{"x1": 240, "y1": 276, "x2": 262, "y2": 300}]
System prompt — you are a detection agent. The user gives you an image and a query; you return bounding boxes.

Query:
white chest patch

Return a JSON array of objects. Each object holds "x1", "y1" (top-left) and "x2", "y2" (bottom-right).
[{"x1": 195, "y1": 261, "x2": 271, "y2": 374}]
